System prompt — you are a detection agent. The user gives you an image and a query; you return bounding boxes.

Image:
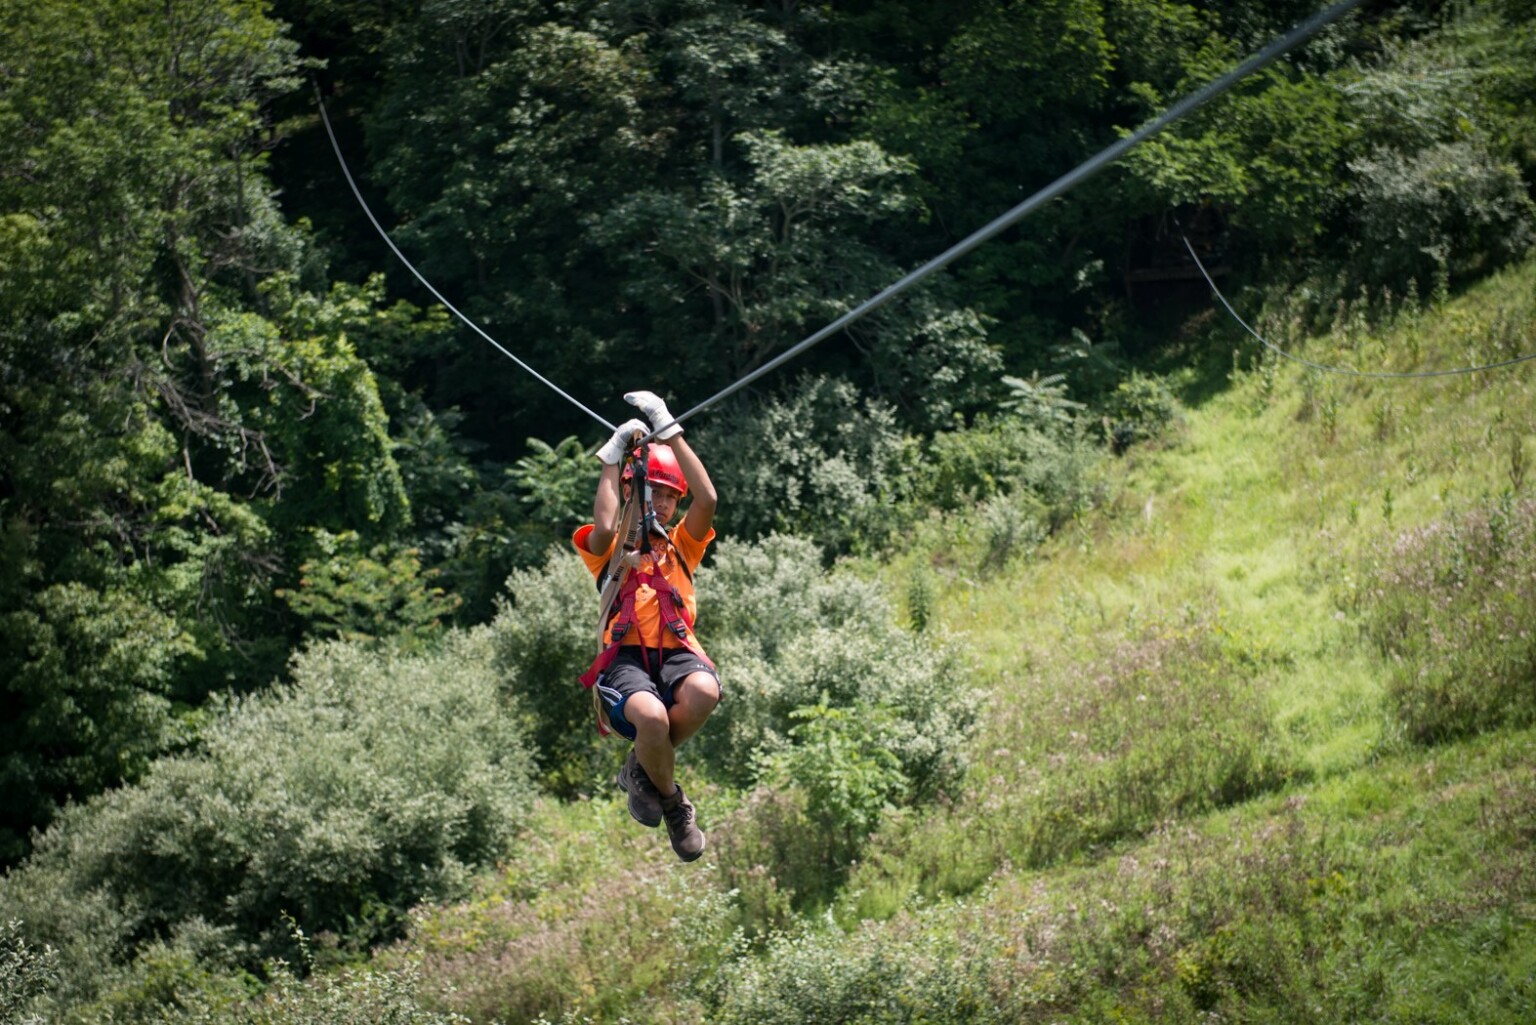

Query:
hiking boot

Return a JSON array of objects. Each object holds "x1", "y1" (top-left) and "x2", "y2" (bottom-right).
[
  {"x1": 660, "y1": 784, "x2": 706, "y2": 862},
  {"x1": 616, "y1": 747, "x2": 661, "y2": 828}
]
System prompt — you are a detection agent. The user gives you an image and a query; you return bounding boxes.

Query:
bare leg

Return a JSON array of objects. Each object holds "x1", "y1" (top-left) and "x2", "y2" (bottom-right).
[
  {"x1": 668, "y1": 672, "x2": 721, "y2": 749},
  {"x1": 629, "y1": 673, "x2": 719, "y2": 797},
  {"x1": 626, "y1": 692, "x2": 676, "y2": 796}
]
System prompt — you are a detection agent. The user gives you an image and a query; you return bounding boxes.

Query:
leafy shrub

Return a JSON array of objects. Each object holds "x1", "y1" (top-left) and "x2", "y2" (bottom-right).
[
  {"x1": 920, "y1": 413, "x2": 1103, "y2": 530},
  {"x1": 1098, "y1": 371, "x2": 1180, "y2": 453},
  {"x1": 975, "y1": 493, "x2": 1048, "y2": 574},
  {"x1": 1349, "y1": 140, "x2": 1536, "y2": 290},
  {"x1": 998, "y1": 371, "x2": 1085, "y2": 431},
  {"x1": 695, "y1": 535, "x2": 979, "y2": 801},
  {"x1": 762, "y1": 703, "x2": 909, "y2": 868},
  {"x1": 0, "y1": 581, "x2": 195, "y2": 863},
  {"x1": 489, "y1": 550, "x2": 612, "y2": 795},
  {"x1": 709, "y1": 921, "x2": 1000, "y2": 1025},
  {"x1": 694, "y1": 375, "x2": 916, "y2": 555},
  {"x1": 1357, "y1": 497, "x2": 1536, "y2": 743},
  {"x1": 2, "y1": 918, "x2": 59, "y2": 1025},
  {"x1": 0, "y1": 631, "x2": 534, "y2": 1003},
  {"x1": 276, "y1": 530, "x2": 461, "y2": 649}
]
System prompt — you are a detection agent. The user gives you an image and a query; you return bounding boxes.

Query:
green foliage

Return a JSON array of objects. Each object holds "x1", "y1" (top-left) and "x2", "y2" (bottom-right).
[
  {"x1": 0, "y1": 630, "x2": 534, "y2": 1002},
  {"x1": 942, "y1": 0, "x2": 1113, "y2": 122},
  {"x1": 253, "y1": 325, "x2": 411, "y2": 540},
  {"x1": 697, "y1": 375, "x2": 916, "y2": 554},
  {"x1": 0, "y1": 582, "x2": 197, "y2": 863},
  {"x1": 1, "y1": 918, "x2": 59, "y2": 1025},
  {"x1": 1139, "y1": 69, "x2": 1358, "y2": 246},
  {"x1": 591, "y1": 129, "x2": 927, "y2": 381},
  {"x1": 489, "y1": 550, "x2": 609, "y2": 795},
  {"x1": 1337, "y1": 6, "x2": 1536, "y2": 291},
  {"x1": 1357, "y1": 497, "x2": 1536, "y2": 744},
  {"x1": 275, "y1": 530, "x2": 460, "y2": 649},
  {"x1": 507, "y1": 435, "x2": 600, "y2": 538},
  {"x1": 920, "y1": 413, "x2": 1102, "y2": 531},
  {"x1": 698, "y1": 534, "x2": 978, "y2": 805},
  {"x1": 1348, "y1": 140, "x2": 1535, "y2": 288},
  {"x1": 998, "y1": 371, "x2": 1085, "y2": 430},
  {"x1": 1099, "y1": 371, "x2": 1181, "y2": 453},
  {"x1": 975, "y1": 493, "x2": 1049, "y2": 575},
  {"x1": 763, "y1": 702, "x2": 909, "y2": 869}
]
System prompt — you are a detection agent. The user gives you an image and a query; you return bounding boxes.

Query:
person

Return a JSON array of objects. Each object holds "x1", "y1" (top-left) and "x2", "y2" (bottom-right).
[{"x1": 573, "y1": 390, "x2": 721, "y2": 862}]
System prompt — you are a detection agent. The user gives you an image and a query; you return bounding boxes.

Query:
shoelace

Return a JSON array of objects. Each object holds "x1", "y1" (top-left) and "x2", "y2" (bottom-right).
[{"x1": 664, "y1": 798, "x2": 693, "y2": 828}]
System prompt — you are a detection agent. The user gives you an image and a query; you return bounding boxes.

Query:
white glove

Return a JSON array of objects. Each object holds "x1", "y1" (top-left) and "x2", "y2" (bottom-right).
[
  {"x1": 624, "y1": 390, "x2": 682, "y2": 440},
  {"x1": 597, "y1": 418, "x2": 648, "y2": 465}
]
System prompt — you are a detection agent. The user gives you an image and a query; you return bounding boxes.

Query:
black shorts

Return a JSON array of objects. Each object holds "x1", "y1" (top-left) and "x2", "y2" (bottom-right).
[{"x1": 597, "y1": 646, "x2": 720, "y2": 742}]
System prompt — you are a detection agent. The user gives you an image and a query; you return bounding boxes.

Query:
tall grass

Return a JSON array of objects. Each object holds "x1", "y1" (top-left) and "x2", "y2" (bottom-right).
[
  {"x1": 1356, "y1": 496, "x2": 1536, "y2": 743},
  {"x1": 843, "y1": 606, "x2": 1299, "y2": 915},
  {"x1": 706, "y1": 730, "x2": 1536, "y2": 1025}
]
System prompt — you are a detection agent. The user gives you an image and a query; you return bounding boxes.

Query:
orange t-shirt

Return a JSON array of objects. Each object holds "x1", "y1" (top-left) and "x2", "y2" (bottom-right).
[{"x1": 572, "y1": 520, "x2": 714, "y2": 649}]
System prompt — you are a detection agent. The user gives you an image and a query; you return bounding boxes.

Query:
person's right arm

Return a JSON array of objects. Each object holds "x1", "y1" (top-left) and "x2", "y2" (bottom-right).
[{"x1": 587, "y1": 418, "x2": 646, "y2": 554}]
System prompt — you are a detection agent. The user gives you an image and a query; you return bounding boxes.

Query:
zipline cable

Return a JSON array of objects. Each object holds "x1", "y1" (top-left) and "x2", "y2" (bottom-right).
[
  {"x1": 647, "y1": 0, "x2": 1367, "y2": 439},
  {"x1": 1181, "y1": 234, "x2": 1536, "y2": 378},
  {"x1": 313, "y1": 85, "x2": 617, "y2": 431}
]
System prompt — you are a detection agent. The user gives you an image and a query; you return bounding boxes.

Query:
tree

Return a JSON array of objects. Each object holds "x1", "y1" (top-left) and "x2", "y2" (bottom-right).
[{"x1": 0, "y1": 0, "x2": 427, "y2": 863}]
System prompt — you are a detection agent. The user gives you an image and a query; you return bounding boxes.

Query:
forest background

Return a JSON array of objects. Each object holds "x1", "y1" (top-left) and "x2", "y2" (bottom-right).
[{"x1": 3, "y1": 0, "x2": 1536, "y2": 1022}]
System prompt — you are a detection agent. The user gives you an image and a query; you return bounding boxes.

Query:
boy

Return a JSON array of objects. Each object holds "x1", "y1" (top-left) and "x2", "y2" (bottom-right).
[{"x1": 574, "y1": 391, "x2": 721, "y2": 862}]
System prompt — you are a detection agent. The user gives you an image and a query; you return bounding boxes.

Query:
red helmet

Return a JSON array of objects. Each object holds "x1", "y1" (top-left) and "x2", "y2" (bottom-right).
[{"x1": 622, "y1": 444, "x2": 688, "y2": 497}]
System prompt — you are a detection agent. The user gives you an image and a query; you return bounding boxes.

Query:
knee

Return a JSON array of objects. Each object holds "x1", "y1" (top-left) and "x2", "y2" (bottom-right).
[
  {"x1": 625, "y1": 694, "x2": 671, "y2": 741},
  {"x1": 675, "y1": 673, "x2": 721, "y2": 715}
]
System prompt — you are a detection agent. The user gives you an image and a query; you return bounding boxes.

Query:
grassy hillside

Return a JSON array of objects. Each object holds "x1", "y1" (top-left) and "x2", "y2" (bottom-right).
[{"x1": 383, "y1": 257, "x2": 1536, "y2": 1024}]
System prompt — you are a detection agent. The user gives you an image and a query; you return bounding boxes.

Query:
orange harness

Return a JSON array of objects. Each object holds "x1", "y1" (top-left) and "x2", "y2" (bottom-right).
[
  {"x1": 580, "y1": 447, "x2": 714, "y2": 735},
  {"x1": 579, "y1": 534, "x2": 713, "y2": 735}
]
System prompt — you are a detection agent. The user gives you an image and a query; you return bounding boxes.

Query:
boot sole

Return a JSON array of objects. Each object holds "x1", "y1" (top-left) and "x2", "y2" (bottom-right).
[{"x1": 674, "y1": 835, "x2": 706, "y2": 862}]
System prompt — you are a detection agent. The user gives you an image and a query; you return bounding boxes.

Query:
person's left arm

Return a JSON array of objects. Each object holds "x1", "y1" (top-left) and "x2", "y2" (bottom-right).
[
  {"x1": 624, "y1": 390, "x2": 715, "y2": 540},
  {"x1": 667, "y1": 434, "x2": 715, "y2": 540}
]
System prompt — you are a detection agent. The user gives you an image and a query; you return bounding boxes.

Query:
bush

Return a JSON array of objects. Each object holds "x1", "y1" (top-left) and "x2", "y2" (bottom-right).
[
  {"x1": 694, "y1": 375, "x2": 916, "y2": 555},
  {"x1": 1357, "y1": 497, "x2": 1536, "y2": 743},
  {"x1": 709, "y1": 920, "x2": 1000, "y2": 1025},
  {"x1": 1349, "y1": 141, "x2": 1536, "y2": 290},
  {"x1": 2, "y1": 918, "x2": 59, "y2": 1025},
  {"x1": 694, "y1": 535, "x2": 979, "y2": 802},
  {"x1": 920, "y1": 413, "x2": 1103, "y2": 530},
  {"x1": 1098, "y1": 371, "x2": 1181, "y2": 453},
  {"x1": 489, "y1": 549, "x2": 613, "y2": 795},
  {"x1": 0, "y1": 631, "x2": 534, "y2": 1005},
  {"x1": 763, "y1": 703, "x2": 909, "y2": 869}
]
